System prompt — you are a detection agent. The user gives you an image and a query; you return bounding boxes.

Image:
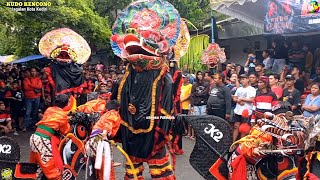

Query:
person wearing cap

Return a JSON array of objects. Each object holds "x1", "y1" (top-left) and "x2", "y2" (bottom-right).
[
  {"x1": 282, "y1": 75, "x2": 301, "y2": 115},
  {"x1": 232, "y1": 74, "x2": 256, "y2": 142},
  {"x1": 207, "y1": 73, "x2": 231, "y2": 120},
  {"x1": 251, "y1": 76, "x2": 278, "y2": 125},
  {"x1": 29, "y1": 94, "x2": 75, "y2": 179}
]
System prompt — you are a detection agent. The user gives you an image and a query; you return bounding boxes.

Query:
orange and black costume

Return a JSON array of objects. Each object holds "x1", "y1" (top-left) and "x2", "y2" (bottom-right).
[{"x1": 29, "y1": 106, "x2": 71, "y2": 179}]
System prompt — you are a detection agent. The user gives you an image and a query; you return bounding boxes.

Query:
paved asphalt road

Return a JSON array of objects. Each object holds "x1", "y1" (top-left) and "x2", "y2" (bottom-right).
[{"x1": 7, "y1": 131, "x2": 204, "y2": 180}]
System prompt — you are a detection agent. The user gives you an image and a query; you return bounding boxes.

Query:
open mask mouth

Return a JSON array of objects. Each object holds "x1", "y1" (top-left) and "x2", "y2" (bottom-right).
[{"x1": 121, "y1": 33, "x2": 168, "y2": 60}]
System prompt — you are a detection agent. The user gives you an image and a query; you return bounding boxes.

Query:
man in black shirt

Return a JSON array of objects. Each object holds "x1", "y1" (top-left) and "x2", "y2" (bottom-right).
[
  {"x1": 282, "y1": 75, "x2": 301, "y2": 115},
  {"x1": 207, "y1": 73, "x2": 231, "y2": 120},
  {"x1": 291, "y1": 66, "x2": 305, "y2": 94}
]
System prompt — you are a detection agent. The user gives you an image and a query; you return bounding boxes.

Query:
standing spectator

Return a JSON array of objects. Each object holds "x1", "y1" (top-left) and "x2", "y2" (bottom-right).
[
  {"x1": 269, "y1": 74, "x2": 283, "y2": 99},
  {"x1": 0, "y1": 79, "x2": 9, "y2": 107},
  {"x1": 288, "y1": 40, "x2": 305, "y2": 71},
  {"x1": 204, "y1": 72, "x2": 215, "y2": 91},
  {"x1": 23, "y1": 68, "x2": 42, "y2": 131},
  {"x1": 190, "y1": 71, "x2": 209, "y2": 140},
  {"x1": 227, "y1": 73, "x2": 240, "y2": 118},
  {"x1": 251, "y1": 76, "x2": 278, "y2": 124},
  {"x1": 5, "y1": 80, "x2": 24, "y2": 131},
  {"x1": 207, "y1": 73, "x2": 231, "y2": 120},
  {"x1": 262, "y1": 50, "x2": 274, "y2": 71},
  {"x1": 255, "y1": 63, "x2": 266, "y2": 77},
  {"x1": 249, "y1": 72, "x2": 259, "y2": 90},
  {"x1": 236, "y1": 65, "x2": 245, "y2": 76},
  {"x1": 96, "y1": 61, "x2": 104, "y2": 72},
  {"x1": 302, "y1": 83, "x2": 320, "y2": 117},
  {"x1": 223, "y1": 63, "x2": 232, "y2": 77},
  {"x1": 311, "y1": 66, "x2": 320, "y2": 83},
  {"x1": 41, "y1": 72, "x2": 53, "y2": 111},
  {"x1": 181, "y1": 74, "x2": 192, "y2": 115},
  {"x1": 244, "y1": 53, "x2": 257, "y2": 74},
  {"x1": 180, "y1": 74, "x2": 193, "y2": 138},
  {"x1": 0, "y1": 101, "x2": 12, "y2": 134},
  {"x1": 232, "y1": 74, "x2": 256, "y2": 142},
  {"x1": 291, "y1": 66, "x2": 305, "y2": 94},
  {"x1": 80, "y1": 72, "x2": 96, "y2": 105},
  {"x1": 272, "y1": 40, "x2": 287, "y2": 74},
  {"x1": 282, "y1": 75, "x2": 301, "y2": 115},
  {"x1": 303, "y1": 43, "x2": 313, "y2": 80}
]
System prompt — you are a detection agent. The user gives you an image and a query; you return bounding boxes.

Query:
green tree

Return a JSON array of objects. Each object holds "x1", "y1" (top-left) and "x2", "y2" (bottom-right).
[{"x1": 0, "y1": 0, "x2": 111, "y2": 57}]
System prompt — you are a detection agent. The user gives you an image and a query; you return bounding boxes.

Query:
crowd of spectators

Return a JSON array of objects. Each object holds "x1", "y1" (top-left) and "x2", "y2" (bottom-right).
[
  {"x1": 0, "y1": 61, "x2": 126, "y2": 135},
  {"x1": 181, "y1": 39, "x2": 320, "y2": 142}
]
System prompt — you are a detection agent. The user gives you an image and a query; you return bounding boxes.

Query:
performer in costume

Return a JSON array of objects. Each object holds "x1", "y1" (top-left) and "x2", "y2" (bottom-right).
[
  {"x1": 228, "y1": 106, "x2": 308, "y2": 180},
  {"x1": 39, "y1": 28, "x2": 91, "y2": 97},
  {"x1": 85, "y1": 100, "x2": 122, "y2": 180},
  {"x1": 298, "y1": 115, "x2": 320, "y2": 179},
  {"x1": 29, "y1": 94, "x2": 75, "y2": 179},
  {"x1": 110, "y1": 0, "x2": 188, "y2": 179}
]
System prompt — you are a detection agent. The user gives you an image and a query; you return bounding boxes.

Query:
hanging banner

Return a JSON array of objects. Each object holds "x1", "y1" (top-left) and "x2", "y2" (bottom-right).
[{"x1": 264, "y1": 0, "x2": 320, "y2": 34}]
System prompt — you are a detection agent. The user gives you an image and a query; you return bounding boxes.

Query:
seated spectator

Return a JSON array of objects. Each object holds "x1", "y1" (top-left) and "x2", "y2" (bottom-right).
[
  {"x1": 302, "y1": 83, "x2": 320, "y2": 117},
  {"x1": 269, "y1": 74, "x2": 283, "y2": 99},
  {"x1": 291, "y1": 66, "x2": 305, "y2": 94},
  {"x1": 282, "y1": 75, "x2": 301, "y2": 115},
  {"x1": 0, "y1": 101, "x2": 12, "y2": 134}
]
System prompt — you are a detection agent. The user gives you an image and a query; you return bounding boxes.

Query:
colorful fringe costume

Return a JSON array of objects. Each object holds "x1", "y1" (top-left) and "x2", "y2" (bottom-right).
[{"x1": 228, "y1": 112, "x2": 308, "y2": 180}]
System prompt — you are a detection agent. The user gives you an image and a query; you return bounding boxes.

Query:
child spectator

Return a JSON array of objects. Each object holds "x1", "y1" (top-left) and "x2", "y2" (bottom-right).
[
  {"x1": 5, "y1": 80, "x2": 24, "y2": 131},
  {"x1": 0, "y1": 101, "x2": 12, "y2": 134}
]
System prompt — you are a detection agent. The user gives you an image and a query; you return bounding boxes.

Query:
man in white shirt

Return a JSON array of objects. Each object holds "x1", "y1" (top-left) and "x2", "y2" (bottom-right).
[{"x1": 232, "y1": 74, "x2": 256, "y2": 142}]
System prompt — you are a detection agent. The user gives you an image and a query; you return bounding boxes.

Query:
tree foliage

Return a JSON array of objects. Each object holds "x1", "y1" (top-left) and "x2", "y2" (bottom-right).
[{"x1": 0, "y1": 0, "x2": 111, "y2": 57}]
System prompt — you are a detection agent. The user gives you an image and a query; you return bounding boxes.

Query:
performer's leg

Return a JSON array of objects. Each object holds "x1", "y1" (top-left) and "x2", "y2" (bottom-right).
[
  {"x1": 147, "y1": 148, "x2": 175, "y2": 180},
  {"x1": 125, "y1": 161, "x2": 144, "y2": 180}
]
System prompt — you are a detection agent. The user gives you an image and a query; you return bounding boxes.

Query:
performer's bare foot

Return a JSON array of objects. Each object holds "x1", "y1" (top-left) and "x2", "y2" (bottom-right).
[{"x1": 190, "y1": 136, "x2": 196, "y2": 140}]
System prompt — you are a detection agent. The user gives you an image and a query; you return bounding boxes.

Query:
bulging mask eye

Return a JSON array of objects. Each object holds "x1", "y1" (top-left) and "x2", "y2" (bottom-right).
[{"x1": 126, "y1": 28, "x2": 137, "y2": 34}]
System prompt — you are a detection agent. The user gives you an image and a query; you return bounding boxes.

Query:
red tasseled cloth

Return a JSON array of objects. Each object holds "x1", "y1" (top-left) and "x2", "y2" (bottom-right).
[
  {"x1": 231, "y1": 154, "x2": 247, "y2": 180},
  {"x1": 51, "y1": 136, "x2": 64, "y2": 171}
]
